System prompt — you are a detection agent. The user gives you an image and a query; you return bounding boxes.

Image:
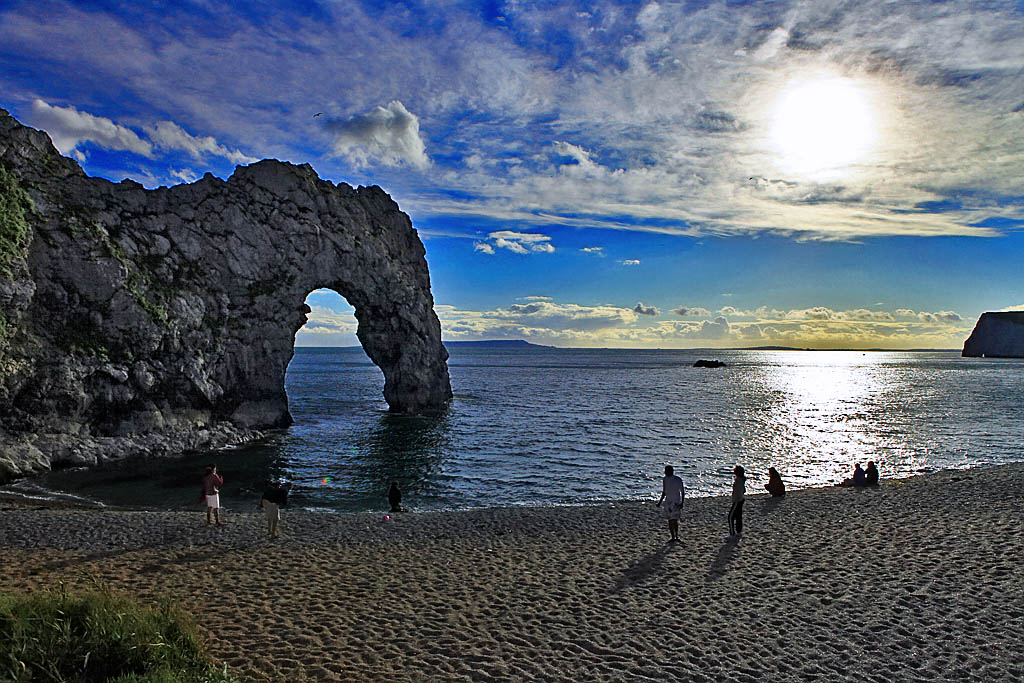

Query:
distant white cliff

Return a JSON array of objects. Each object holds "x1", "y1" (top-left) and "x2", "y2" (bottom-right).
[{"x1": 962, "y1": 312, "x2": 1024, "y2": 358}]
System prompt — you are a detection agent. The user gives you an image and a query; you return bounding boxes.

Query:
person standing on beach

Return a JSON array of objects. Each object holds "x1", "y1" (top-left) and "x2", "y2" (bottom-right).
[
  {"x1": 656, "y1": 465, "x2": 685, "y2": 543},
  {"x1": 260, "y1": 481, "x2": 292, "y2": 538},
  {"x1": 727, "y1": 465, "x2": 746, "y2": 540},
  {"x1": 388, "y1": 482, "x2": 404, "y2": 513},
  {"x1": 200, "y1": 464, "x2": 225, "y2": 526}
]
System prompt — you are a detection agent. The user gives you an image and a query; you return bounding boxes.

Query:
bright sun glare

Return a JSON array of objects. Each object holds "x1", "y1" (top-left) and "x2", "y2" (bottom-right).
[{"x1": 770, "y1": 77, "x2": 875, "y2": 179}]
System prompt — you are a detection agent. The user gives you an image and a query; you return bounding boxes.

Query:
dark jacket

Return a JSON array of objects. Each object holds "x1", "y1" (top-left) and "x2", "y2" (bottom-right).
[{"x1": 262, "y1": 484, "x2": 290, "y2": 507}]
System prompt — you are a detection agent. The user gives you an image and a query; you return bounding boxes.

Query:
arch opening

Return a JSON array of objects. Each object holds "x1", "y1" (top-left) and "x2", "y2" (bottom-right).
[{"x1": 286, "y1": 289, "x2": 385, "y2": 422}]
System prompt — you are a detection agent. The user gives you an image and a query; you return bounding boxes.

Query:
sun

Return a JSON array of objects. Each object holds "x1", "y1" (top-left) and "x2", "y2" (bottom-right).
[{"x1": 770, "y1": 77, "x2": 875, "y2": 179}]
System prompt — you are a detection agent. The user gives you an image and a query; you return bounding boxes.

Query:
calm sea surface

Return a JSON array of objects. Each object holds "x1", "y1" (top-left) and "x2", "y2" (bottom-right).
[{"x1": 7, "y1": 348, "x2": 1024, "y2": 512}]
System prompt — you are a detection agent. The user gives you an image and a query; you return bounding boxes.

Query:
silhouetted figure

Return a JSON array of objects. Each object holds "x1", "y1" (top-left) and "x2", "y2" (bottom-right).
[
  {"x1": 840, "y1": 463, "x2": 867, "y2": 487},
  {"x1": 656, "y1": 465, "x2": 686, "y2": 543},
  {"x1": 388, "y1": 482, "x2": 404, "y2": 512},
  {"x1": 200, "y1": 464, "x2": 224, "y2": 526},
  {"x1": 764, "y1": 467, "x2": 786, "y2": 497},
  {"x1": 727, "y1": 465, "x2": 746, "y2": 540},
  {"x1": 864, "y1": 461, "x2": 879, "y2": 486},
  {"x1": 261, "y1": 481, "x2": 292, "y2": 538}
]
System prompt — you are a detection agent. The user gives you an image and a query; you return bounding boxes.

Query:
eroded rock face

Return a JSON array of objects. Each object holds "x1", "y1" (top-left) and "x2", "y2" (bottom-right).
[
  {"x1": 962, "y1": 312, "x2": 1024, "y2": 358},
  {"x1": 0, "y1": 109, "x2": 451, "y2": 481}
]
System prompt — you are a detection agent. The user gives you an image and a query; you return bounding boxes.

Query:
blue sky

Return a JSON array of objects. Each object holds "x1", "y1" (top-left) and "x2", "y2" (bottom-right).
[{"x1": 2, "y1": 0, "x2": 1022, "y2": 348}]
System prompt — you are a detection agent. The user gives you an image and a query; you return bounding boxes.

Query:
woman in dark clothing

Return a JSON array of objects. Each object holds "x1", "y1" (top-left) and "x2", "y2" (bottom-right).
[
  {"x1": 764, "y1": 467, "x2": 786, "y2": 497},
  {"x1": 727, "y1": 465, "x2": 746, "y2": 540},
  {"x1": 864, "y1": 461, "x2": 879, "y2": 486}
]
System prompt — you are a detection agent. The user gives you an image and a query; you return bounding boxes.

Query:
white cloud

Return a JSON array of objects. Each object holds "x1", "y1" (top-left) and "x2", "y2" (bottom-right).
[
  {"x1": 581, "y1": 246, "x2": 604, "y2": 255},
  {"x1": 295, "y1": 304, "x2": 359, "y2": 345},
  {"x1": 170, "y1": 168, "x2": 200, "y2": 184},
  {"x1": 633, "y1": 302, "x2": 659, "y2": 316},
  {"x1": 474, "y1": 241, "x2": 495, "y2": 254},
  {"x1": 498, "y1": 301, "x2": 638, "y2": 331},
  {"x1": 30, "y1": 98, "x2": 153, "y2": 157},
  {"x1": 28, "y1": 99, "x2": 256, "y2": 173},
  {"x1": 323, "y1": 100, "x2": 429, "y2": 169},
  {"x1": 917, "y1": 310, "x2": 963, "y2": 323},
  {"x1": 480, "y1": 230, "x2": 555, "y2": 254},
  {"x1": 552, "y1": 140, "x2": 599, "y2": 175},
  {"x1": 689, "y1": 317, "x2": 731, "y2": 339},
  {"x1": 622, "y1": 259, "x2": 641, "y2": 266},
  {"x1": 494, "y1": 236, "x2": 528, "y2": 254},
  {"x1": 145, "y1": 120, "x2": 257, "y2": 165}
]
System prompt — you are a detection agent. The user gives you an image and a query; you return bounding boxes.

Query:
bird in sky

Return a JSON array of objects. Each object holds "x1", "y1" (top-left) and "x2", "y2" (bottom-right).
[{"x1": 313, "y1": 112, "x2": 322, "y2": 117}]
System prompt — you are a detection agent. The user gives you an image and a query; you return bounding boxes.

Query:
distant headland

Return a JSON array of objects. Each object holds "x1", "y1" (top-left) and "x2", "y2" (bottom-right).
[{"x1": 444, "y1": 339, "x2": 556, "y2": 349}]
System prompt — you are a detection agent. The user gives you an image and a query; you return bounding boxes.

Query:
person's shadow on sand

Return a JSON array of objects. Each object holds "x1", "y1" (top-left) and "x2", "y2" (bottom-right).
[
  {"x1": 613, "y1": 543, "x2": 674, "y2": 591},
  {"x1": 707, "y1": 541, "x2": 739, "y2": 582}
]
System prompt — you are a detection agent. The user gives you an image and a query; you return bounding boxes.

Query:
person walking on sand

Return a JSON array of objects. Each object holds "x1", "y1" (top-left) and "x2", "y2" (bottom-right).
[
  {"x1": 200, "y1": 464, "x2": 225, "y2": 526},
  {"x1": 260, "y1": 481, "x2": 292, "y2": 539},
  {"x1": 656, "y1": 465, "x2": 685, "y2": 543},
  {"x1": 727, "y1": 465, "x2": 746, "y2": 541},
  {"x1": 764, "y1": 467, "x2": 786, "y2": 497}
]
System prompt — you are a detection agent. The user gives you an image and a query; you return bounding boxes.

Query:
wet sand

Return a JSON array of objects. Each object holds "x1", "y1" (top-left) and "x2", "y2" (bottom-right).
[{"x1": 2, "y1": 464, "x2": 1022, "y2": 682}]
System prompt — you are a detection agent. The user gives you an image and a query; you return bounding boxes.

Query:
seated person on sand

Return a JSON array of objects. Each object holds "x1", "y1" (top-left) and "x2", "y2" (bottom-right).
[
  {"x1": 839, "y1": 463, "x2": 867, "y2": 487},
  {"x1": 864, "y1": 461, "x2": 879, "y2": 486},
  {"x1": 764, "y1": 467, "x2": 786, "y2": 497}
]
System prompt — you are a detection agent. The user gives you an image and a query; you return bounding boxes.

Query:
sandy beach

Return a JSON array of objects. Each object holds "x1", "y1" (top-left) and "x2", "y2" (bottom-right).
[{"x1": 1, "y1": 464, "x2": 1022, "y2": 682}]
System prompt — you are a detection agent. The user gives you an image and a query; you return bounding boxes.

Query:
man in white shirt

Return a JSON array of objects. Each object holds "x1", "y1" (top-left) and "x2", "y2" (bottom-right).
[{"x1": 656, "y1": 465, "x2": 685, "y2": 543}]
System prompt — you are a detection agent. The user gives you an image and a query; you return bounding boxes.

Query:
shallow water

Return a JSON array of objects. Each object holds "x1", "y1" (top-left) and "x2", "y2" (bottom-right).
[{"x1": 6, "y1": 348, "x2": 1023, "y2": 512}]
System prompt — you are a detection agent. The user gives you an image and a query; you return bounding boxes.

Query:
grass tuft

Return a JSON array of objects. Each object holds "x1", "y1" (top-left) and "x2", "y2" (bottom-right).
[{"x1": 0, "y1": 587, "x2": 238, "y2": 683}]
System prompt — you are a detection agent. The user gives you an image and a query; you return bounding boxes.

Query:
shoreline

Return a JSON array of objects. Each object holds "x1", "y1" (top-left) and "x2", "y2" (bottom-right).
[
  {"x1": 2, "y1": 463, "x2": 1022, "y2": 681},
  {"x1": 1, "y1": 459, "x2": 1015, "y2": 515}
]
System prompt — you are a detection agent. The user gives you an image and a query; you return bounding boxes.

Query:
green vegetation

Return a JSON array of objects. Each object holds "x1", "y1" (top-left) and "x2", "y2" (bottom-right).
[
  {"x1": 0, "y1": 587, "x2": 238, "y2": 683},
  {"x1": 0, "y1": 163, "x2": 33, "y2": 279}
]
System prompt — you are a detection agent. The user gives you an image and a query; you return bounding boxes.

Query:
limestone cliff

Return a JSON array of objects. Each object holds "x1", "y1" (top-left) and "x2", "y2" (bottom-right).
[
  {"x1": 0, "y1": 109, "x2": 451, "y2": 481},
  {"x1": 962, "y1": 312, "x2": 1024, "y2": 358}
]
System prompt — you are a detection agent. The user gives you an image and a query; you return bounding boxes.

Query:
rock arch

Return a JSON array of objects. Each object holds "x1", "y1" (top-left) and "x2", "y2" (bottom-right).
[{"x1": 0, "y1": 109, "x2": 451, "y2": 478}]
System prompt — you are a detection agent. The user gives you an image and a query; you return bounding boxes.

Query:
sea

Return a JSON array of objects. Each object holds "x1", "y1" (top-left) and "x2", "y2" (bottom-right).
[{"x1": 4, "y1": 347, "x2": 1023, "y2": 512}]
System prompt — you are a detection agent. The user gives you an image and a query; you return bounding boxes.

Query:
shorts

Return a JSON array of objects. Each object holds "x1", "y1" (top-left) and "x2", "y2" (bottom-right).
[
  {"x1": 206, "y1": 494, "x2": 220, "y2": 509},
  {"x1": 664, "y1": 501, "x2": 682, "y2": 520},
  {"x1": 263, "y1": 501, "x2": 280, "y2": 521}
]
